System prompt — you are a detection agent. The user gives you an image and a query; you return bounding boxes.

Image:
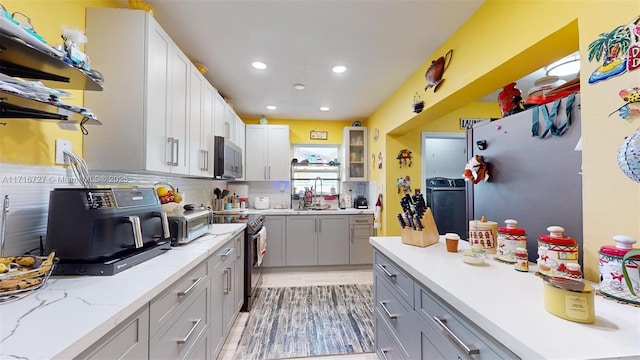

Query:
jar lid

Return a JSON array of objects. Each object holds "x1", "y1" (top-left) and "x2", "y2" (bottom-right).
[
  {"x1": 599, "y1": 235, "x2": 639, "y2": 257},
  {"x1": 542, "y1": 274, "x2": 593, "y2": 293},
  {"x1": 498, "y1": 219, "x2": 526, "y2": 235},
  {"x1": 539, "y1": 226, "x2": 576, "y2": 245}
]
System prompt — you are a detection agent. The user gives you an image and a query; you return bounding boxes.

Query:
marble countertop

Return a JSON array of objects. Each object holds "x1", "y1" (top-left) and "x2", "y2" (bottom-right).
[
  {"x1": 0, "y1": 224, "x2": 246, "y2": 360},
  {"x1": 214, "y1": 208, "x2": 375, "y2": 215},
  {"x1": 370, "y1": 236, "x2": 640, "y2": 360}
]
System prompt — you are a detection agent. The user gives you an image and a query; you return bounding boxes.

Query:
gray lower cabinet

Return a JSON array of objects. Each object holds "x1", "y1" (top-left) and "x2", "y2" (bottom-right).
[
  {"x1": 286, "y1": 215, "x2": 349, "y2": 266},
  {"x1": 263, "y1": 215, "x2": 286, "y2": 267},
  {"x1": 350, "y1": 215, "x2": 374, "y2": 264},
  {"x1": 286, "y1": 216, "x2": 317, "y2": 266},
  {"x1": 234, "y1": 232, "x2": 245, "y2": 313},
  {"x1": 79, "y1": 305, "x2": 150, "y2": 359},
  {"x1": 83, "y1": 234, "x2": 244, "y2": 360},
  {"x1": 209, "y1": 261, "x2": 225, "y2": 358},
  {"x1": 374, "y1": 250, "x2": 519, "y2": 360},
  {"x1": 317, "y1": 216, "x2": 349, "y2": 265}
]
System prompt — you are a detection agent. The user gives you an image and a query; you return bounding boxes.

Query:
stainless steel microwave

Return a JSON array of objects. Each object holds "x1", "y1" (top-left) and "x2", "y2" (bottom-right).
[{"x1": 214, "y1": 136, "x2": 242, "y2": 179}]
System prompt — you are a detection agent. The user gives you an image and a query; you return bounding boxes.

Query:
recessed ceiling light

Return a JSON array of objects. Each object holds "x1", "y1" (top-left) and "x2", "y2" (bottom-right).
[
  {"x1": 293, "y1": 83, "x2": 305, "y2": 90},
  {"x1": 320, "y1": 106, "x2": 330, "y2": 111},
  {"x1": 252, "y1": 61, "x2": 267, "y2": 70},
  {"x1": 332, "y1": 65, "x2": 346, "y2": 73},
  {"x1": 266, "y1": 105, "x2": 277, "y2": 110}
]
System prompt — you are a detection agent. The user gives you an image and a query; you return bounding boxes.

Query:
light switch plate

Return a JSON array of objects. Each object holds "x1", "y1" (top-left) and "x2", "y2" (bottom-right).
[{"x1": 55, "y1": 139, "x2": 72, "y2": 165}]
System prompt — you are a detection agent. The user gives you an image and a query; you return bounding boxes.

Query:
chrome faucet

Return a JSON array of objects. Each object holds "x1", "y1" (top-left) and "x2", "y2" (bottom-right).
[{"x1": 313, "y1": 176, "x2": 323, "y2": 206}]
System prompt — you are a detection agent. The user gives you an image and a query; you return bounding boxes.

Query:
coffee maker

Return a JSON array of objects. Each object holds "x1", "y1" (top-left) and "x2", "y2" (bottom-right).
[
  {"x1": 354, "y1": 183, "x2": 368, "y2": 209},
  {"x1": 46, "y1": 187, "x2": 171, "y2": 275}
]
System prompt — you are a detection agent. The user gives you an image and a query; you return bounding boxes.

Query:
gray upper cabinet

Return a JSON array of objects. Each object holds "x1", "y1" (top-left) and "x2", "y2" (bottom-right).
[{"x1": 263, "y1": 216, "x2": 286, "y2": 267}]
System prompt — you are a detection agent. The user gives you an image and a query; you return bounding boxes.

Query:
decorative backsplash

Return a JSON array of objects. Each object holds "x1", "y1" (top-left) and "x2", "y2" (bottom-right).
[{"x1": 0, "y1": 163, "x2": 225, "y2": 256}]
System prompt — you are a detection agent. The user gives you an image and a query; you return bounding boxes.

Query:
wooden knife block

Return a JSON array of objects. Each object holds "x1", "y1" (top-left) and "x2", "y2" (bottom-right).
[{"x1": 400, "y1": 207, "x2": 439, "y2": 247}]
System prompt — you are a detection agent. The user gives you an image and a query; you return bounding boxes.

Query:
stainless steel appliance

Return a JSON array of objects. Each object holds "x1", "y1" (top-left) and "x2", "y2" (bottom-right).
[
  {"x1": 214, "y1": 136, "x2": 243, "y2": 179},
  {"x1": 167, "y1": 207, "x2": 213, "y2": 246},
  {"x1": 212, "y1": 213, "x2": 266, "y2": 311},
  {"x1": 45, "y1": 187, "x2": 171, "y2": 275}
]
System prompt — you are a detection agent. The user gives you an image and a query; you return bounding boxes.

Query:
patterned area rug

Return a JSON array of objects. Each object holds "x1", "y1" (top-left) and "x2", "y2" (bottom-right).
[{"x1": 233, "y1": 284, "x2": 374, "y2": 360}]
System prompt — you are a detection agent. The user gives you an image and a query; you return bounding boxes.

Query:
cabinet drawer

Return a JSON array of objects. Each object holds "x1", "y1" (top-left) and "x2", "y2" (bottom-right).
[
  {"x1": 150, "y1": 284, "x2": 209, "y2": 360},
  {"x1": 150, "y1": 262, "x2": 208, "y2": 336},
  {"x1": 374, "y1": 273, "x2": 416, "y2": 357},
  {"x1": 350, "y1": 215, "x2": 373, "y2": 225},
  {"x1": 352, "y1": 225, "x2": 372, "y2": 238},
  {"x1": 374, "y1": 251, "x2": 414, "y2": 307},
  {"x1": 82, "y1": 305, "x2": 150, "y2": 359},
  {"x1": 213, "y1": 241, "x2": 236, "y2": 267},
  {"x1": 414, "y1": 284, "x2": 518, "y2": 359},
  {"x1": 375, "y1": 312, "x2": 408, "y2": 360}
]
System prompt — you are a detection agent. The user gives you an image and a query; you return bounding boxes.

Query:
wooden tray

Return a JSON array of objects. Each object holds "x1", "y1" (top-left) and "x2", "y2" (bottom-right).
[{"x1": 400, "y1": 208, "x2": 439, "y2": 247}]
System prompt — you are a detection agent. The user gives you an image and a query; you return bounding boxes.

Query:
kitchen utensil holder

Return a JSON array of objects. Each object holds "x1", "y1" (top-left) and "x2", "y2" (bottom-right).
[{"x1": 401, "y1": 207, "x2": 439, "y2": 247}]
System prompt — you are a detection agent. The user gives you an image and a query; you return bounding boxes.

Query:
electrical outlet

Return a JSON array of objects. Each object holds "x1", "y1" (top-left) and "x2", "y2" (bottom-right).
[{"x1": 55, "y1": 139, "x2": 72, "y2": 165}]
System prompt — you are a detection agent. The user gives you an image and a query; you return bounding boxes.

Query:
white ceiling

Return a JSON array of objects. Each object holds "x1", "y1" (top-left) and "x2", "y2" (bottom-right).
[{"x1": 138, "y1": 0, "x2": 485, "y2": 122}]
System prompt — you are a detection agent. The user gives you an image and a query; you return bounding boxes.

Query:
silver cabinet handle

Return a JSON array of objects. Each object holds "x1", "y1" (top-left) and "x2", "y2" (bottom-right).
[
  {"x1": 433, "y1": 316, "x2": 480, "y2": 355},
  {"x1": 178, "y1": 276, "x2": 206, "y2": 297},
  {"x1": 264, "y1": 166, "x2": 267, "y2": 180},
  {"x1": 318, "y1": 218, "x2": 321, "y2": 232},
  {"x1": 200, "y1": 149, "x2": 206, "y2": 171},
  {"x1": 379, "y1": 349, "x2": 389, "y2": 360},
  {"x1": 236, "y1": 237, "x2": 242, "y2": 259},
  {"x1": 206, "y1": 150, "x2": 209, "y2": 171},
  {"x1": 351, "y1": 227, "x2": 354, "y2": 241},
  {"x1": 174, "y1": 139, "x2": 180, "y2": 166},
  {"x1": 176, "y1": 318, "x2": 201, "y2": 344},
  {"x1": 378, "y1": 301, "x2": 396, "y2": 319},
  {"x1": 167, "y1": 137, "x2": 175, "y2": 166},
  {"x1": 377, "y1": 264, "x2": 396, "y2": 278},
  {"x1": 221, "y1": 248, "x2": 233, "y2": 258},
  {"x1": 268, "y1": 166, "x2": 271, "y2": 179},
  {"x1": 355, "y1": 219, "x2": 369, "y2": 223},
  {"x1": 223, "y1": 268, "x2": 231, "y2": 294}
]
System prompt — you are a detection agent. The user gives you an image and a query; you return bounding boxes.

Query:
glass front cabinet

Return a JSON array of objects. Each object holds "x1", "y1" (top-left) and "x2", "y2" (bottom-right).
[{"x1": 342, "y1": 126, "x2": 368, "y2": 181}]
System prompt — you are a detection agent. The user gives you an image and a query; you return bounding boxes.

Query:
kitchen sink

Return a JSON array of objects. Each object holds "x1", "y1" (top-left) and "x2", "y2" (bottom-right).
[{"x1": 298, "y1": 204, "x2": 332, "y2": 211}]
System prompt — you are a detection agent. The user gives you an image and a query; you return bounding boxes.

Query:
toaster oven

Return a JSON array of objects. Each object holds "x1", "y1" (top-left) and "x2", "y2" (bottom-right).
[{"x1": 167, "y1": 207, "x2": 213, "y2": 245}]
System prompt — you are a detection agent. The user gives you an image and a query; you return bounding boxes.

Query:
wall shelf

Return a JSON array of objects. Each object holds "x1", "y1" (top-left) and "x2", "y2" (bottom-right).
[
  {"x1": 0, "y1": 32, "x2": 103, "y2": 91},
  {"x1": 0, "y1": 91, "x2": 101, "y2": 124}
]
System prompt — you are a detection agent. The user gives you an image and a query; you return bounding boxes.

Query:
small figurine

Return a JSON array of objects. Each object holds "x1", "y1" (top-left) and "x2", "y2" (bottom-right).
[
  {"x1": 463, "y1": 155, "x2": 489, "y2": 184},
  {"x1": 397, "y1": 176, "x2": 411, "y2": 194},
  {"x1": 397, "y1": 149, "x2": 413, "y2": 167}
]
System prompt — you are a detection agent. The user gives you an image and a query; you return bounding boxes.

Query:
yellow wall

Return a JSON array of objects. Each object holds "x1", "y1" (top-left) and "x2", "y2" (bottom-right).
[
  {"x1": 0, "y1": 0, "x2": 119, "y2": 165},
  {"x1": 377, "y1": 102, "x2": 500, "y2": 237},
  {"x1": 367, "y1": 0, "x2": 640, "y2": 281},
  {"x1": 243, "y1": 117, "x2": 354, "y2": 145}
]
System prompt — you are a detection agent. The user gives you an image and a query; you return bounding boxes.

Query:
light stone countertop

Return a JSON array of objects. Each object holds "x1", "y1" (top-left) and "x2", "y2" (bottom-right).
[
  {"x1": 214, "y1": 208, "x2": 375, "y2": 216},
  {"x1": 370, "y1": 236, "x2": 640, "y2": 359},
  {"x1": 0, "y1": 223, "x2": 246, "y2": 360}
]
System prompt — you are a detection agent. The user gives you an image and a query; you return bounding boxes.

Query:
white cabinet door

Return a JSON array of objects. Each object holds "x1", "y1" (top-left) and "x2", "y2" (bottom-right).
[
  {"x1": 168, "y1": 48, "x2": 190, "y2": 175},
  {"x1": 202, "y1": 84, "x2": 215, "y2": 176},
  {"x1": 213, "y1": 91, "x2": 226, "y2": 138},
  {"x1": 188, "y1": 66, "x2": 204, "y2": 176},
  {"x1": 189, "y1": 68, "x2": 215, "y2": 177},
  {"x1": 245, "y1": 125, "x2": 290, "y2": 181},
  {"x1": 144, "y1": 18, "x2": 172, "y2": 173},
  {"x1": 245, "y1": 125, "x2": 269, "y2": 180},
  {"x1": 266, "y1": 125, "x2": 290, "y2": 181},
  {"x1": 342, "y1": 126, "x2": 369, "y2": 181}
]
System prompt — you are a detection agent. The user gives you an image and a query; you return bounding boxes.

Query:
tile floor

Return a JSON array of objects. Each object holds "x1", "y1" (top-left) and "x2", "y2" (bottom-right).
[{"x1": 217, "y1": 269, "x2": 377, "y2": 360}]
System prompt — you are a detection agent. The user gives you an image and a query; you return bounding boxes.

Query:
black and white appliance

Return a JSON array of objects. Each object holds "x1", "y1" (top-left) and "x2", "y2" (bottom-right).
[
  {"x1": 213, "y1": 136, "x2": 243, "y2": 179},
  {"x1": 46, "y1": 187, "x2": 171, "y2": 275},
  {"x1": 212, "y1": 213, "x2": 266, "y2": 311},
  {"x1": 425, "y1": 177, "x2": 467, "y2": 237}
]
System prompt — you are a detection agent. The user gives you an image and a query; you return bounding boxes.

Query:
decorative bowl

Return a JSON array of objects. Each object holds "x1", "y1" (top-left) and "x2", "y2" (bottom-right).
[{"x1": 461, "y1": 249, "x2": 486, "y2": 265}]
